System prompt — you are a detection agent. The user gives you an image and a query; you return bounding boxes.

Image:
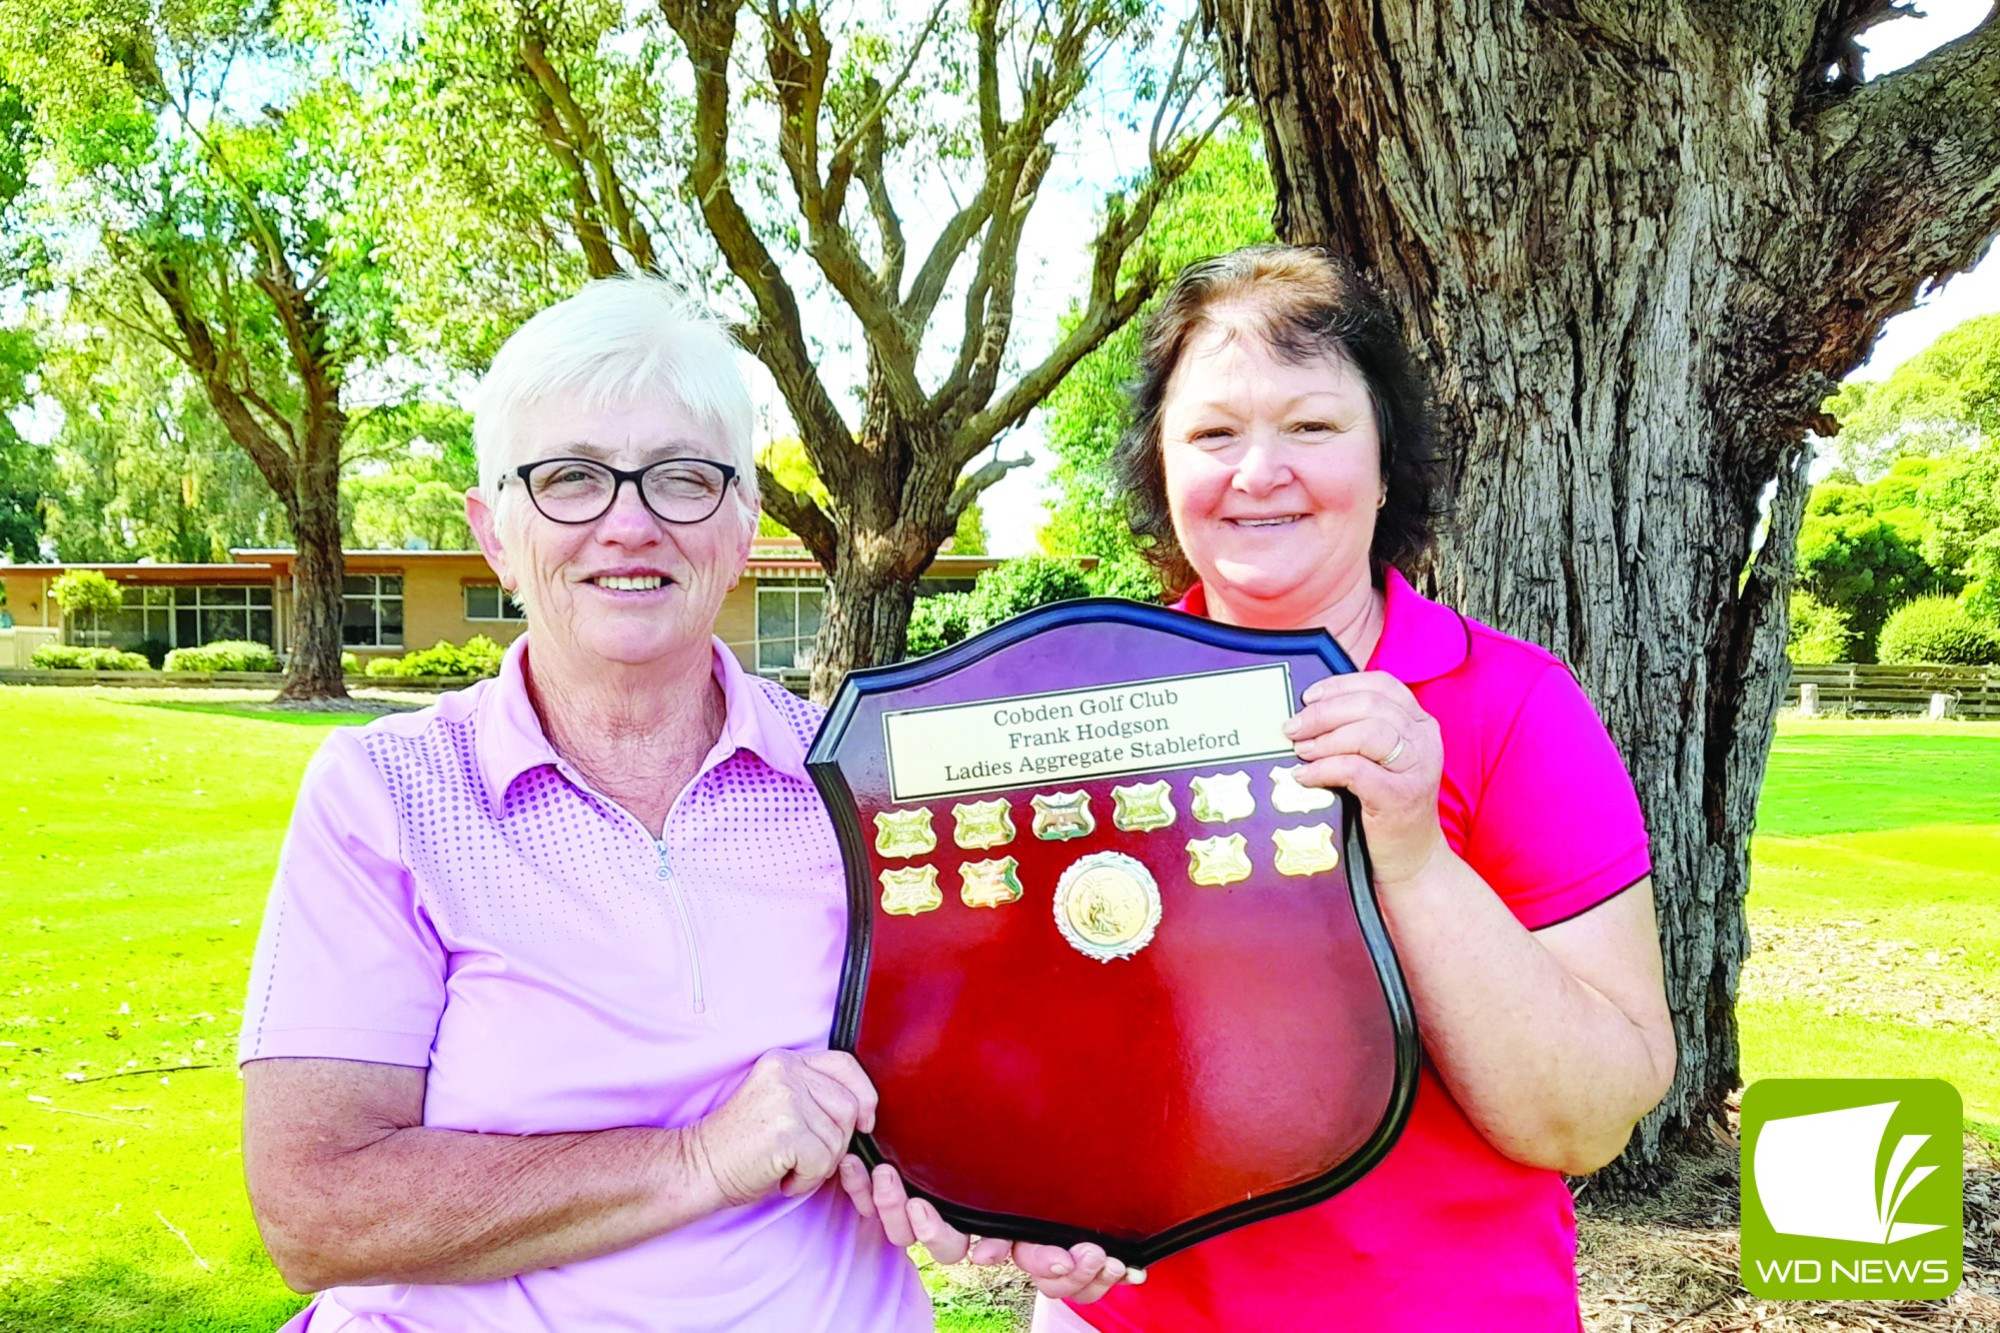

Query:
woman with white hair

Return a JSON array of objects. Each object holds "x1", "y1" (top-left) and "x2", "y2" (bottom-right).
[{"x1": 235, "y1": 276, "x2": 1118, "y2": 1330}]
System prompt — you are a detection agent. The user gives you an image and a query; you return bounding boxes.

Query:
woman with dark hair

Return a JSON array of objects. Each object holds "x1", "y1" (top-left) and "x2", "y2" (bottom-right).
[
  {"x1": 850, "y1": 245, "x2": 1674, "y2": 1327},
  {"x1": 1034, "y1": 244, "x2": 1677, "y2": 1329}
]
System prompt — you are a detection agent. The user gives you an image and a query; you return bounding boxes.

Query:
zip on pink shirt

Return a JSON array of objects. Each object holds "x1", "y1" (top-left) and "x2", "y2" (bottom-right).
[{"x1": 240, "y1": 635, "x2": 931, "y2": 1333}]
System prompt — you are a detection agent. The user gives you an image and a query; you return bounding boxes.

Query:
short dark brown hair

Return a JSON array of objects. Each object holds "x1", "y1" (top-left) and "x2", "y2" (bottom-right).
[{"x1": 1111, "y1": 245, "x2": 1440, "y2": 593}]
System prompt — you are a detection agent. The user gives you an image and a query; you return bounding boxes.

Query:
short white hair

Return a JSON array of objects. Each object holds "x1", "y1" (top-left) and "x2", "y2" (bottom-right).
[{"x1": 471, "y1": 275, "x2": 759, "y2": 506}]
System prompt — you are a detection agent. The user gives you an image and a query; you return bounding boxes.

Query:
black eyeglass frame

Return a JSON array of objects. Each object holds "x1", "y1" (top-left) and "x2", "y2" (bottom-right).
[{"x1": 508, "y1": 456, "x2": 740, "y2": 526}]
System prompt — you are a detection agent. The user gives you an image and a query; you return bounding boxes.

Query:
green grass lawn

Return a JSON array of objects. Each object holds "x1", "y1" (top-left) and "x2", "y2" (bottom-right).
[
  {"x1": 0, "y1": 691, "x2": 1993, "y2": 1330},
  {"x1": 0, "y1": 689, "x2": 363, "y2": 1330},
  {"x1": 1742, "y1": 718, "x2": 2000, "y2": 1141}
]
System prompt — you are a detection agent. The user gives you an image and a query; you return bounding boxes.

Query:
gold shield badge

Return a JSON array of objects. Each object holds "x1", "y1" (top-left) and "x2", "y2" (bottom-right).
[
  {"x1": 1272, "y1": 824, "x2": 1340, "y2": 877},
  {"x1": 1189, "y1": 771, "x2": 1255, "y2": 824},
  {"x1": 1110, "y1": 779, "x2": 1176, "y2": 833},
  {"x1": 1030, "y1": 790, "x2": 1097, "y2": 841},
  {"x1": 960, "y1": 856, "x2": 1025, "y2": 908},
  {"x1": 1187, "y1": 833, "x2": 1253, "y2": 887},
  {"x1": 1052, "y1": 852, "x2": 1163, "y2": 962},
  {"x1": 951, "y1": 798, "x2": 1016, "y2": 850},
  {"x1": 873, "y1": 807, "x2": 937, "y2": 859},
  {"x1": 1269, "y1": 764, "x2": 1336, "y2": 814},
  {"x1": 879, "y1": 865, "x2": 943, "y2": 916}
]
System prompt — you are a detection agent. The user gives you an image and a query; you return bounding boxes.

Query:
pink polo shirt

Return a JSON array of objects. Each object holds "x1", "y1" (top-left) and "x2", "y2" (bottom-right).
[
  {"x1": 1068, "y1": 568, "x2": 1652, "y2": 1332},
  {"x1": 239, "y1": 636, "x2": 930, "y2": 1333}
]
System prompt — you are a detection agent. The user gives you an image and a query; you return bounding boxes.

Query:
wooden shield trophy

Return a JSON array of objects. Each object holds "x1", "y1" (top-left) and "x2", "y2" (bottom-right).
[{"x1": 807, "y1": 599, "x2": 1419, "y2": 1267}]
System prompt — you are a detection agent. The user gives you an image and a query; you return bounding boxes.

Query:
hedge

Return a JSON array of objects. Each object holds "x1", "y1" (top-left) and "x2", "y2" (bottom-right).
[
  {"x1": 163, "y1": 640, "x2": 279, "y2": 673},
  {"x1": 904, "y1": 557, "x2": 1093, "y2": 658},
  {"x1": 1875, "y1": 596, "x2": 2000, "y2": 666},
  {"x1": 31, "y1": 644, "x2": 152, "y2": 671},
  {"x1": 364, "y1": 635, "x2": 507, "y2": 679}
]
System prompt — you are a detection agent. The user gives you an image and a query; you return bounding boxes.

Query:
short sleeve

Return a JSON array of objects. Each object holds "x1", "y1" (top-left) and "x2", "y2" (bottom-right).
[
  {"x1": 238, "y1": 727, "x2": 446, "y2": 1067},
  {"x1": 1462, "y1": 662, "x2": 1652, "y2": 931}
]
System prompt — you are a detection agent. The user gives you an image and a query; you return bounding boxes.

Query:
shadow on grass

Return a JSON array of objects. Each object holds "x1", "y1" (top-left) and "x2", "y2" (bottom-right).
[
  {"x1": 0, "y1": 1255, "x2": 307, "y2": 1332},
  {"x1": 132, "y1": 701, "x2": 404, "y2": 726}
]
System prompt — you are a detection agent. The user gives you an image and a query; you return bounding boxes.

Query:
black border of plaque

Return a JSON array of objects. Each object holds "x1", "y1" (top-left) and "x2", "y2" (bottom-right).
[{"x1": 807, "y1": 597, "x2": 1421, "y2": 1267}]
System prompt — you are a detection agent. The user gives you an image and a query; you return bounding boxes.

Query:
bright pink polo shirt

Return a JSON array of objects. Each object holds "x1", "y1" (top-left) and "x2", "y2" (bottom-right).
[
  {"x1": 239, "y1": 636, "x2": 930, "y2": 1333},
  {"x1": 1072, "y1": 568, "x2": 1652, "y2": 1332}
]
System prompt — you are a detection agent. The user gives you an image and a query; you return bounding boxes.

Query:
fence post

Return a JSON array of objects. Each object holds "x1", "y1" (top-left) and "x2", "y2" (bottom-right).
[{"x1": 1799, "y1": 682, "x2": 1819, "y2": 717}]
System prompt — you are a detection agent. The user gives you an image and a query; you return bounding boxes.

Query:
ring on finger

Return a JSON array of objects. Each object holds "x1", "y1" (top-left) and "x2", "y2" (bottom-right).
[{"x1": 1380, "y1": 736, "x2": 1407, "y2": 769}]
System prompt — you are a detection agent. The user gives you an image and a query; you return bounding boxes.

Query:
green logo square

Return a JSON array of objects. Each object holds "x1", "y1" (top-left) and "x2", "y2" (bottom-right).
[{"x1": 1740, "y1": 1078, "x2": 1962, "y2": 1299}]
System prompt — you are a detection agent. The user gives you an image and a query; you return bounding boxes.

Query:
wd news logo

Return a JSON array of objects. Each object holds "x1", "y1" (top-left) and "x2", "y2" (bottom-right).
[{"x1": 1740, "y1": 1079, "x2": 1962, "y2": 1299}]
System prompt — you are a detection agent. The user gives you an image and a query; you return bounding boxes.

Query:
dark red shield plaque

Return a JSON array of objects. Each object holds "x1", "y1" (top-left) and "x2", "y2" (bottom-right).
[{"x1": 807, "y1": 599, "x2": 1418, "y2": 1267}]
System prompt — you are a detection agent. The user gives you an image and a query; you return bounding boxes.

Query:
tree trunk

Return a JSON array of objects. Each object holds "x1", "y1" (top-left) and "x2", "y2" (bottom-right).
[
  {"x1": 803, "y1": 424, "x2": 964, "y2": 702},
  {"x1": 279, "y1": 418, "x2": 349, "y2": 703},
  {"x1": 812, "y1": 551, "x2": 920, "y2": 704},
  {"x1": 1214, "y1": 0, "x2": 2000, "y2": 1178}
]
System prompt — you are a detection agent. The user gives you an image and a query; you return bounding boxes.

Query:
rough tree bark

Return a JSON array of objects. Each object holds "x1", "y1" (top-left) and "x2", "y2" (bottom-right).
[
  {"x1": 504, "y1": 0, "x2": 1231, "y2": 699},
  {"x1": 1210, "y1": 0, "x2": 2000, "y2": 1178}
]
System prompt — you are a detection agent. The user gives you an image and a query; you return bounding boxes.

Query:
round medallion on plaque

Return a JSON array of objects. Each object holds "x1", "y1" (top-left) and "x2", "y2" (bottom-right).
[{"x1": 1052, "y1": 851, "x2": 1162, "y2": 962}]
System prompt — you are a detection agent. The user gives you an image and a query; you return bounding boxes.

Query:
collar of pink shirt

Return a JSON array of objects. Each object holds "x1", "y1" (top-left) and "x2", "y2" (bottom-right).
[
  {"x1": 1174, "y1": 564, "x2": 1472, "y2": 684},
  {"x1": 470, "y1": 634, "x2": 812, "y2": 810}
]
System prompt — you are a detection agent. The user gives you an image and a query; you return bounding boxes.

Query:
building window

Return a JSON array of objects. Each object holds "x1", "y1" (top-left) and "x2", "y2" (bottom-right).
[
  {"x1": 755, "y1": 576, "x2": 824, "y2": 674},
  {"x1": 464, "y1": 583, "x2": 527, "y2": 622},
  {"x1": 76, "y1": 585, "x2": 275, "y2": 651},
  {"x1": 343, "y1": 574, "x2": 404, "y2": 647}
]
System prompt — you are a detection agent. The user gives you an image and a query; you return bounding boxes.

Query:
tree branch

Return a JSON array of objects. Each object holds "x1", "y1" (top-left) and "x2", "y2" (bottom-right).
[
  {"x1": 944, "y1": 451, "x2": 1031, "y2": 528},
  {"x1": 934, "y1": 1, "x2": 1169, "y2": 425},
  {"x1": 822, "y1": 0, "x2": 949, "y2": 182},
  {"x1": 759, "y1": 5, "x2": 925, "y2": 415},
  {"x1": 134, "y1": 256, "x2": 301, "y2": 519},
  {"x1": 944, "y1": 70, "x2": 1235, "y2": 461},
  {"x1": 755, "y1": 464, "x2": 839, "y2": 564},
  {"x1": 855, "y1": 99, "x2": 906, "y2": 297},
  {"x1": 949, "y1": 261, "x2": 1154, "y2": 463},
  {"x1": 1810, "y1": 13, "x2": 2000, "y2": 341},
  {"x1": 516, "y1": 19, "x2": 659, "y2": 274},
  {"x1": 656, "y1": 0, "x2": 858, "y2": 468},
  {"x1": 515, "y1": 38, "x2": 623, "y2": 277},
  {"x1": 1793, "y1": 0, "x2": 1918, "y2": 106},
  {"x1": 902, "y1": 189, "x2": 995, "y2": 331}
]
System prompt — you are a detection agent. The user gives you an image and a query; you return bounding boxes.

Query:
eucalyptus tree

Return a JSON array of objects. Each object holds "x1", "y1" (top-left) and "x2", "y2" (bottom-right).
[
  {"x1": 0, "y1": 3, "x2": 394, "y2": 698},
  {"x1": 1214, "y1": 1, "x2": 2000, "y2": 1175},
  {"x1": 391, "y1": 0, "x2": 1232, "y2": 698}
]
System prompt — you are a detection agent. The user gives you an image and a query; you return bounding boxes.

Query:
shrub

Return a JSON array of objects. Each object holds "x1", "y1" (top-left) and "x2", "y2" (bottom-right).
[
  {"x1": 1084, "y1": 555, "x2": 1164, "y2": 603},
  {"x1": 901, "y1": 558, "x2": 1095, "y2": 660},
  {"x1": 1786, "y1": 592, "x2": 1856, "y2": 666},
  {"x1": 48, "y1": 570, "x2": 125, "y2": 619},
  {"x1": 31, "y1": 644, "x2": 151, "y2": 671},
  {"x1": 342, "y1": 651, "x2": 361, "y2": 674},
  {"x1": 967, "y1": 556, "x2": 1092, "y2": 626},
  {"x1": 363, "y1": 636, "x2": 506, "y2": 679},
  {"x1": 164, "y1": 640, "x2": 279, "y2": 673},
  {"x1": 906, "y1": 592, "x2": 976, "y2": 657},
  {"x1": 1875, "y1": 596, "x2": 2000, "y2": 666}
]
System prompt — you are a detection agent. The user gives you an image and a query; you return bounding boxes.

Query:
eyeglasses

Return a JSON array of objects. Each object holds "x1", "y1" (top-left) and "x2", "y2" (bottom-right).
[{"x1": 509, "y1": 456, "x2": 739, "y2": 525}]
